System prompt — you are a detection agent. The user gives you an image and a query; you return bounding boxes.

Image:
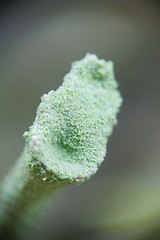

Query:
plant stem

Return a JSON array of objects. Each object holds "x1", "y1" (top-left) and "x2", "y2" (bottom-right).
[
  {"x1": 0, "y1": 147, "x2": 64, "y2": 239},
  {"x1": 0, "y1": 54, "x2": 122, "y2": 239}
]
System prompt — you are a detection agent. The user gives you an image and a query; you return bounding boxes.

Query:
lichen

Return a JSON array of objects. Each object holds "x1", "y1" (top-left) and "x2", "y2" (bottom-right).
[{"x1": 24, "y1": 54, "x2": 122, "y2": 183}]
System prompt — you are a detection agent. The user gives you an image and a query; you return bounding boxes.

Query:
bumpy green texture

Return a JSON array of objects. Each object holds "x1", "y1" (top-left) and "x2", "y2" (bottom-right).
[
  {"x1": 0, "y1": 54, "x2": 122, "y2": 239},
  {"x1": 24, "y1": 53, "x2": 122, "y2": 183}
]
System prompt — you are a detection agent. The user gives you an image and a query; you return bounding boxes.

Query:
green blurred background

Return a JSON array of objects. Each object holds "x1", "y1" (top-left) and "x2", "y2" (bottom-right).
[{"x1": 0, "y1": 1, "x2": 160, "y2": 239}]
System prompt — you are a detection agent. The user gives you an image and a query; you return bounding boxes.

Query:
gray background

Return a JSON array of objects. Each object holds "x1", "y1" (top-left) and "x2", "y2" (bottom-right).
[{"x1": 0, "y1": 1, "x2": 160, "y2": 239}]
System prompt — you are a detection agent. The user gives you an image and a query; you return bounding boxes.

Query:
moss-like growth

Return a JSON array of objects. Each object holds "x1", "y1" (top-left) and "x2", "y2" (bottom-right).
[
  {"x1": 24, "y1": 53, "x2": 122, "y2": 183},
  {"x1": 0, "y1": 54, "x2": 122, "y2": 239}
]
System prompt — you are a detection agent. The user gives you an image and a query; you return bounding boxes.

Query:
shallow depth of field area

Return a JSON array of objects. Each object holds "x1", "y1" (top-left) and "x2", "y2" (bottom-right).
[{"x1": 0, "y1": 1, "x2": 160, "y2": 240}]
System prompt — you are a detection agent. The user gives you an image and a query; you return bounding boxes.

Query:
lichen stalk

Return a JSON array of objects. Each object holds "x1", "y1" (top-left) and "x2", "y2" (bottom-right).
[
  {"x1": 0, "y1": 148, "x2": 63, "y2": 239},
  {"x1": 0, "y1": 54, "x2": 122, "y2": 239}
]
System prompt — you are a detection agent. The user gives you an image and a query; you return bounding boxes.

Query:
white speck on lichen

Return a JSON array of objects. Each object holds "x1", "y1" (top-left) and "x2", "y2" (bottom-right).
[
  {"x1": 40, "y1": 94, "x2": 47, "y2": 102},
  {"x1": 32, "y1": 136, "x2": 40, "y2": 147}
]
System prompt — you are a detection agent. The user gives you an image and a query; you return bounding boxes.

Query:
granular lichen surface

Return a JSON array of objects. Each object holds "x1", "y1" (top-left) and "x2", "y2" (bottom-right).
[{"x1": 24, "y1": 54, "x2": 122, "y2": 183}]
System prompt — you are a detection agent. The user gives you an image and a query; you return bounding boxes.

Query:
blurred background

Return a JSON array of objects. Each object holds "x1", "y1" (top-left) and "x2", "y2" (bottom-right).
[{"x1": 0, "y1": 1, "x2": 160, "y2": 239}]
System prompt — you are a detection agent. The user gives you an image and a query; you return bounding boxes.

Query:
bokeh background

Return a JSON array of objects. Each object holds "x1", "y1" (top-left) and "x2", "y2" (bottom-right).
[{"x1": 0, "y1": 1, "x2": 160, "y2": 239}]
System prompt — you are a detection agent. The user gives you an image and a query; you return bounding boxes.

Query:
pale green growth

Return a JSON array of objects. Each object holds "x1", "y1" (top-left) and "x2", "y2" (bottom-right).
[
  {"x1": 0, "y1": 54, "x2": 122, "y2": 238},
  {"x1": 24, "y1": 53, "x2": 122, "y2": 183}
]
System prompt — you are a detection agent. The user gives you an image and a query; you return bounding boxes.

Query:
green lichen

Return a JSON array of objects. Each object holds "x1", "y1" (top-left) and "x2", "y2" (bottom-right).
[
  {"x1": 24, "y1": 53, "x2": 122, "y2": 183},
  {"x1": 0, "y1": 54, "x2": 122, "y2": 239}
]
